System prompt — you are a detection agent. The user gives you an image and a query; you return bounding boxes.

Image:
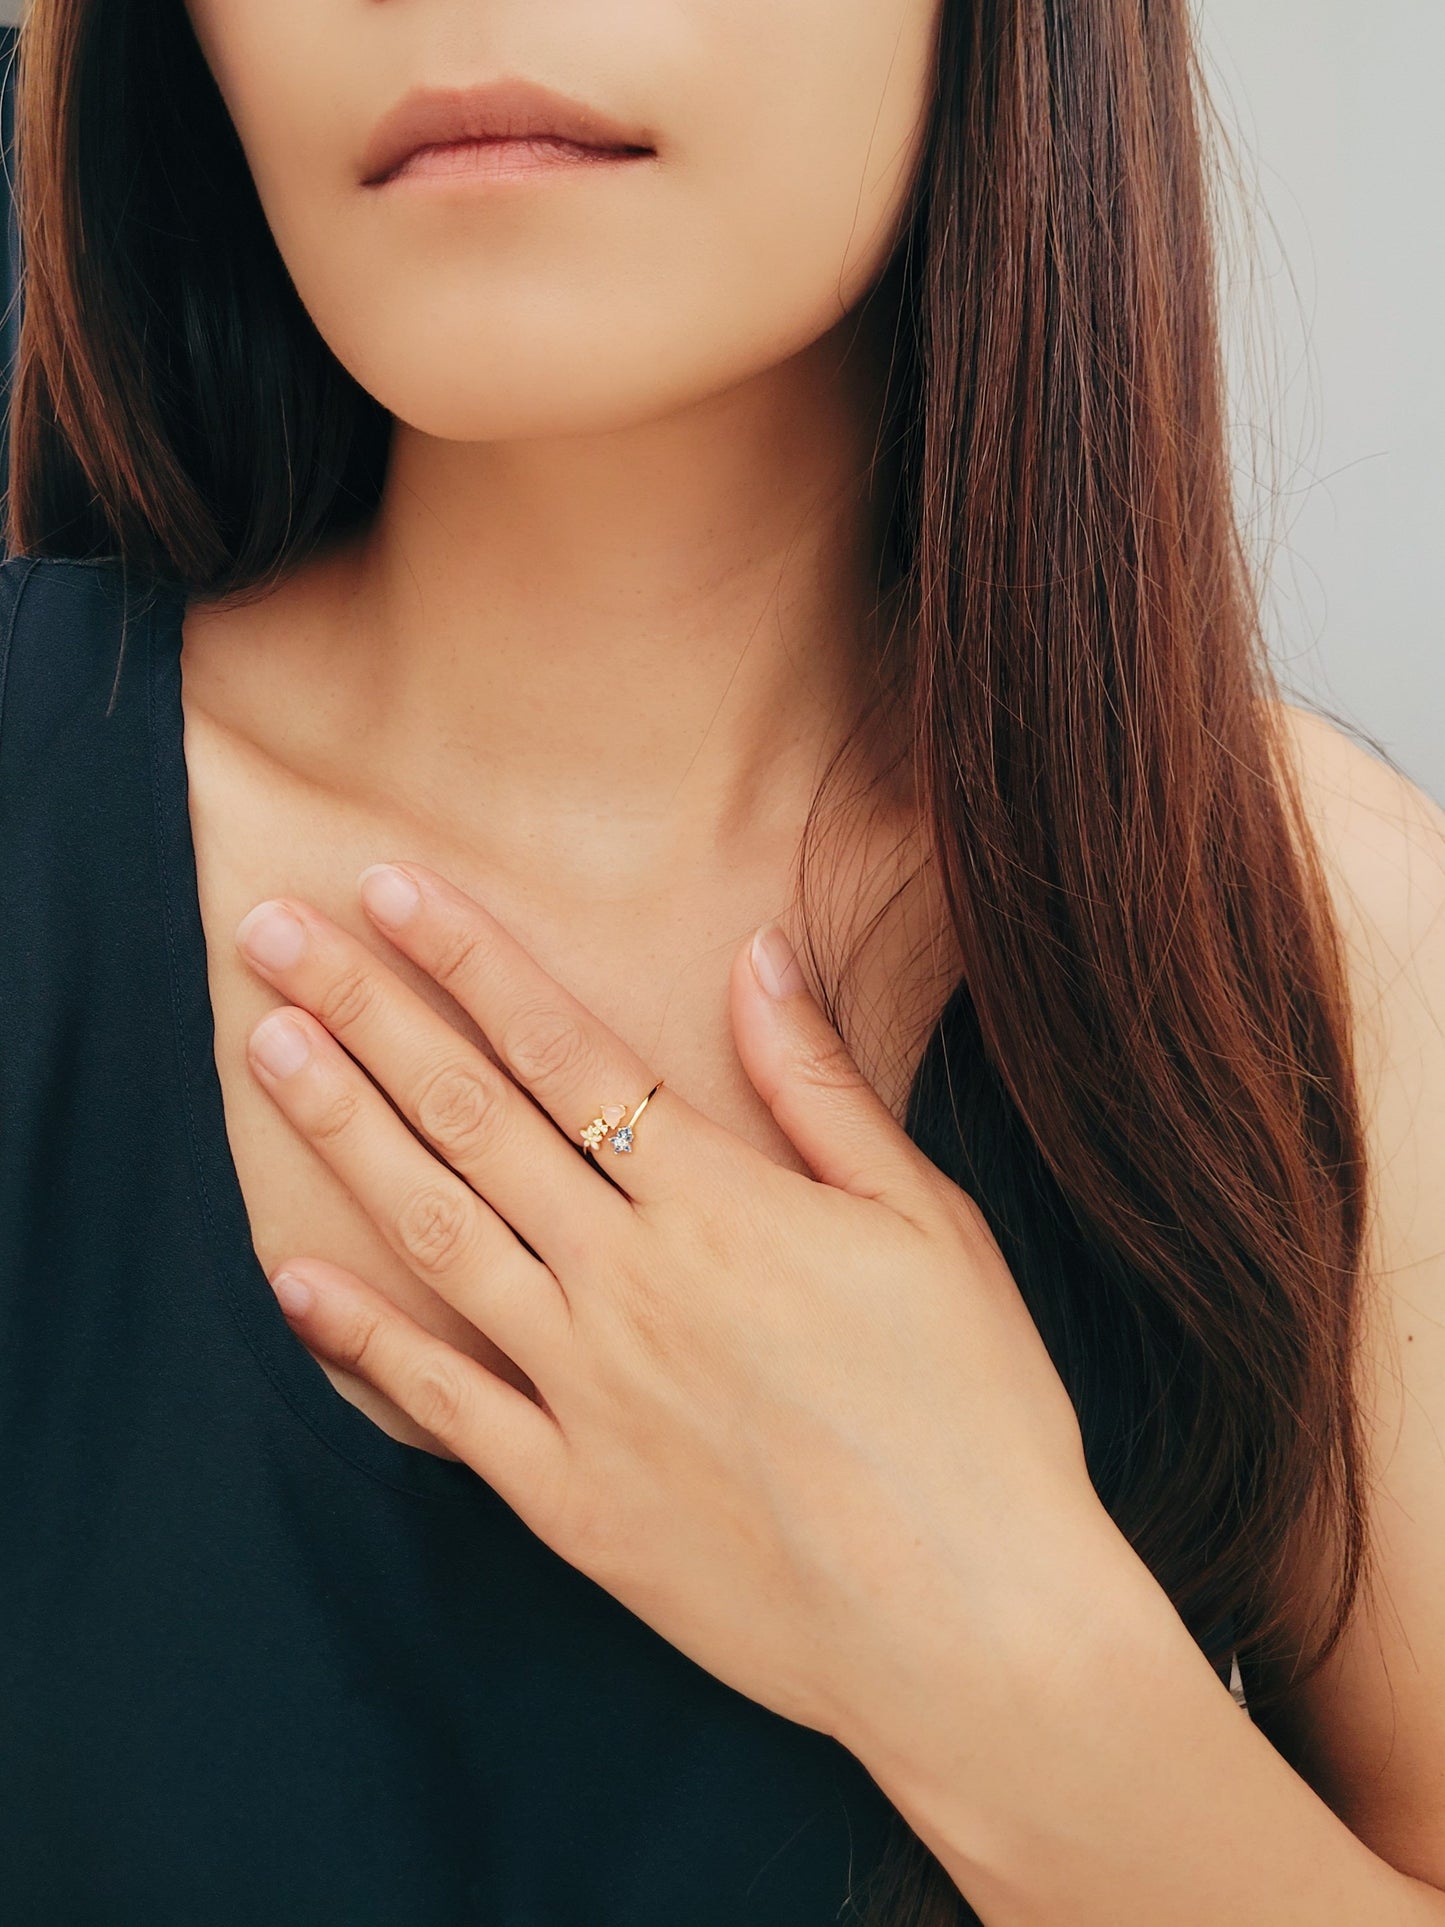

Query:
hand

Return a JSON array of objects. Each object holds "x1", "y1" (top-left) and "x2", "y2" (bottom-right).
[{"x1": 234, "y1": 861, "x2": 1130, "y2": 1759}]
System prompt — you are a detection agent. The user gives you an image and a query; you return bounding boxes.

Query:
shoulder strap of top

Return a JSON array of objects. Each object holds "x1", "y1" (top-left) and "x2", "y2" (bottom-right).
[
  {"x1": 0, "y1": 554, "x2": 167, "y2": 775},
  {"x1": 0, "y1": 552, "x2": 177, "y2": 1022},
  {"x1": 0, "y1": 552, "x2": 182, "y2": 830}
]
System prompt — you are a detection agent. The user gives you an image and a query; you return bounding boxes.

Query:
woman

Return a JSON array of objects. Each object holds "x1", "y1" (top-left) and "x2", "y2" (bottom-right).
[{"x1": 2, "y1": 1, "x2": 1442, "y2": 1922}]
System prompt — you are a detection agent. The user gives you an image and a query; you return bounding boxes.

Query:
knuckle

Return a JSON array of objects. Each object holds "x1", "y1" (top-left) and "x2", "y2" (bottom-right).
[
  {"x1": 338, "y1": 1303, "x2": 388, "y2": 1380},
  {"x1": 308, "y1": 1082, "x2": 363, "y2": 1146},
  {"x1": 793, "y1": 1031, "x2": 860, "y2": 1093},
  {"x1": 406, "y1": 1354, "x2": 467, "y2": 1439},
  {"x1": 698, "y1": 1207, "x2": 738, "y2": 1269},
  {"x1": 503, "y1": 1002, "x2": 592, "y2": 1089},
  {"x1": 393, "y1": 1181, "x2": 477, "y2": 1277},
  {"x1": 610, "y1": 1250, "x2": 681, "y2": 1365},
  {"x1": 676, "y1": 1190, "x2": 735, "y2": 1268},
  {"x1": 428, "y1": 922, "x2": 492, "y2": 995},
  {"x1": 314, "y1": 963, "x2": 381, "y2": 1034},
  {"x1": 414, "y1": 1059, "x2": 503, "y2": 1161}
]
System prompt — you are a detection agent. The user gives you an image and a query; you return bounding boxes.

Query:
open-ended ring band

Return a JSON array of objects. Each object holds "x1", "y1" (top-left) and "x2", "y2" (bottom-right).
[{"x1": 579, "y1": 1079, "x2": 665, "y2": 1159}]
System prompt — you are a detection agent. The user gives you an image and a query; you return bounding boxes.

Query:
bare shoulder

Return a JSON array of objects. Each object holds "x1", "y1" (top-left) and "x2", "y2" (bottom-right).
[
  {"x1": 1249, "y1": 699, "x2": 1445, "y2": 1886},
  {"x1": 1271, "y1": 699, "x2": 1445, "y2": 961}
]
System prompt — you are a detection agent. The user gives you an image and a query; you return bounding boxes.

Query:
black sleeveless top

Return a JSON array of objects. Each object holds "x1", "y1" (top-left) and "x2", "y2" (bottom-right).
[{"x1": 0, "y1": 555, "x2": 1234, "y2": 1924}]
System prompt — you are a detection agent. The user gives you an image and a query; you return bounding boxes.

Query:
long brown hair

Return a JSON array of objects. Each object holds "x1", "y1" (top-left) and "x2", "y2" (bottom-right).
[{"x1": 5, "y1": 3, "x2": 1374, "y2": 1921}]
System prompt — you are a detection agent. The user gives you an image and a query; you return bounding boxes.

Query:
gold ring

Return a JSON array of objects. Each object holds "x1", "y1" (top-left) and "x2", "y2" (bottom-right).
[{"x1": 579, "y1": 1080, "x2": 664, "y2": 1159}]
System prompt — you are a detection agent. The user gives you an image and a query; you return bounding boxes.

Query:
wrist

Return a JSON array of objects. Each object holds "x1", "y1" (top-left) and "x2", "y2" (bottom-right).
[{"x1": 833, "y1": 1505, "x2": 1186, "y2": 1882}]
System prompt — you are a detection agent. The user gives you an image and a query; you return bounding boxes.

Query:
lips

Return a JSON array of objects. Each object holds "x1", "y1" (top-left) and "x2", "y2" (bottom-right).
[{"x1": 361, "y1": 77, "x2": 656, "y2": 187}]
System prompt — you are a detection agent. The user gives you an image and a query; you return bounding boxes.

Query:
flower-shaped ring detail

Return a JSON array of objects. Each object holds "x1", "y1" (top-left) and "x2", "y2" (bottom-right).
[{"x1": 579, "y1": 1080, "x2": 665, "y2": 1159}]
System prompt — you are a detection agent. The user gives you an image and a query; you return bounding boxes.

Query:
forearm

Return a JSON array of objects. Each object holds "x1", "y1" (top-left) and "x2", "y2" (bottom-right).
[{"x1": 838, "y1": 1530, "x2": 1445, "y2": 1927}]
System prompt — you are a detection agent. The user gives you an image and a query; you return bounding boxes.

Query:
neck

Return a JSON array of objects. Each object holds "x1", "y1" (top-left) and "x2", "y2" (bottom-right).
[{"x1": 199, "y1": 301, "x2": 910, "y2": 897}]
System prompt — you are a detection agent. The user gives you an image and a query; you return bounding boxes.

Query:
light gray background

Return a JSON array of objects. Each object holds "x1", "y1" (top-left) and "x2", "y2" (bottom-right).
[
  {"x1": 1, "y1": 1, "x2": 1435, "y2": 798},
  {"x1": 1198, "y1": 0, "x2": 1442, "y2": 803}
]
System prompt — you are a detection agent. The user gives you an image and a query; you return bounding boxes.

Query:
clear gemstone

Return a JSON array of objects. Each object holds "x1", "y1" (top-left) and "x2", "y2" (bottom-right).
[{"x1": 611, "y1": 1126, "x2": 634, "y2": 1154}]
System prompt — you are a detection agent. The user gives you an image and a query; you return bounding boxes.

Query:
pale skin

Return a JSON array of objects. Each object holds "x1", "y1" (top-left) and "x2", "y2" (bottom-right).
[{"x1": 177, "y1": 0, "x2": 1445, "y2": 1917}]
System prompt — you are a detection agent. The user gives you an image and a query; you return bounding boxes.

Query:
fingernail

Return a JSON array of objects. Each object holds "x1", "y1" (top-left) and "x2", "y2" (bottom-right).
[
  {"x1": 250, "y1": 1012, "x2": 311, "y2": 1078},
  {"x1": 270, "y1": 1269, "x2": 314, "y2": 1318},
  {"x1": 236, "y1": 901, "x2": 306, "y2": 970},
  {"x1": 751, "y1": 923, "x2": 806, "y2": 998},
  {"x1": 358, "y1": 864, "x2": 421, "y2": 929}
]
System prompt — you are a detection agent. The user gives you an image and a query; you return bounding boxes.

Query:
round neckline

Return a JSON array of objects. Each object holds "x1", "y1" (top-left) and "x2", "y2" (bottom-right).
[{"x1": 144, "y1": 577, "x2": 486, "y2": 1502}]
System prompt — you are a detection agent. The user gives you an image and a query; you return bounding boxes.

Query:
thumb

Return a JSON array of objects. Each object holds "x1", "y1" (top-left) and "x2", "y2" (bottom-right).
[{"x1": 731, "y1": 922, "x2": 924, "y2": 1203}]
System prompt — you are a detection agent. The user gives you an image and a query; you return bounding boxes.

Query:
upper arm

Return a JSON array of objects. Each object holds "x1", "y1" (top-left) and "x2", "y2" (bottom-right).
[{"x1": 1242, "y1": 701, "x2": 1445, "y2": 1887}]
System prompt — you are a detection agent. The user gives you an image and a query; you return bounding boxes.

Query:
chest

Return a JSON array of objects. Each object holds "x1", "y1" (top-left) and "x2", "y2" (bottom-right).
[{"x1": 183, "y1": 711, "x2": 939, "y2": 1457}]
